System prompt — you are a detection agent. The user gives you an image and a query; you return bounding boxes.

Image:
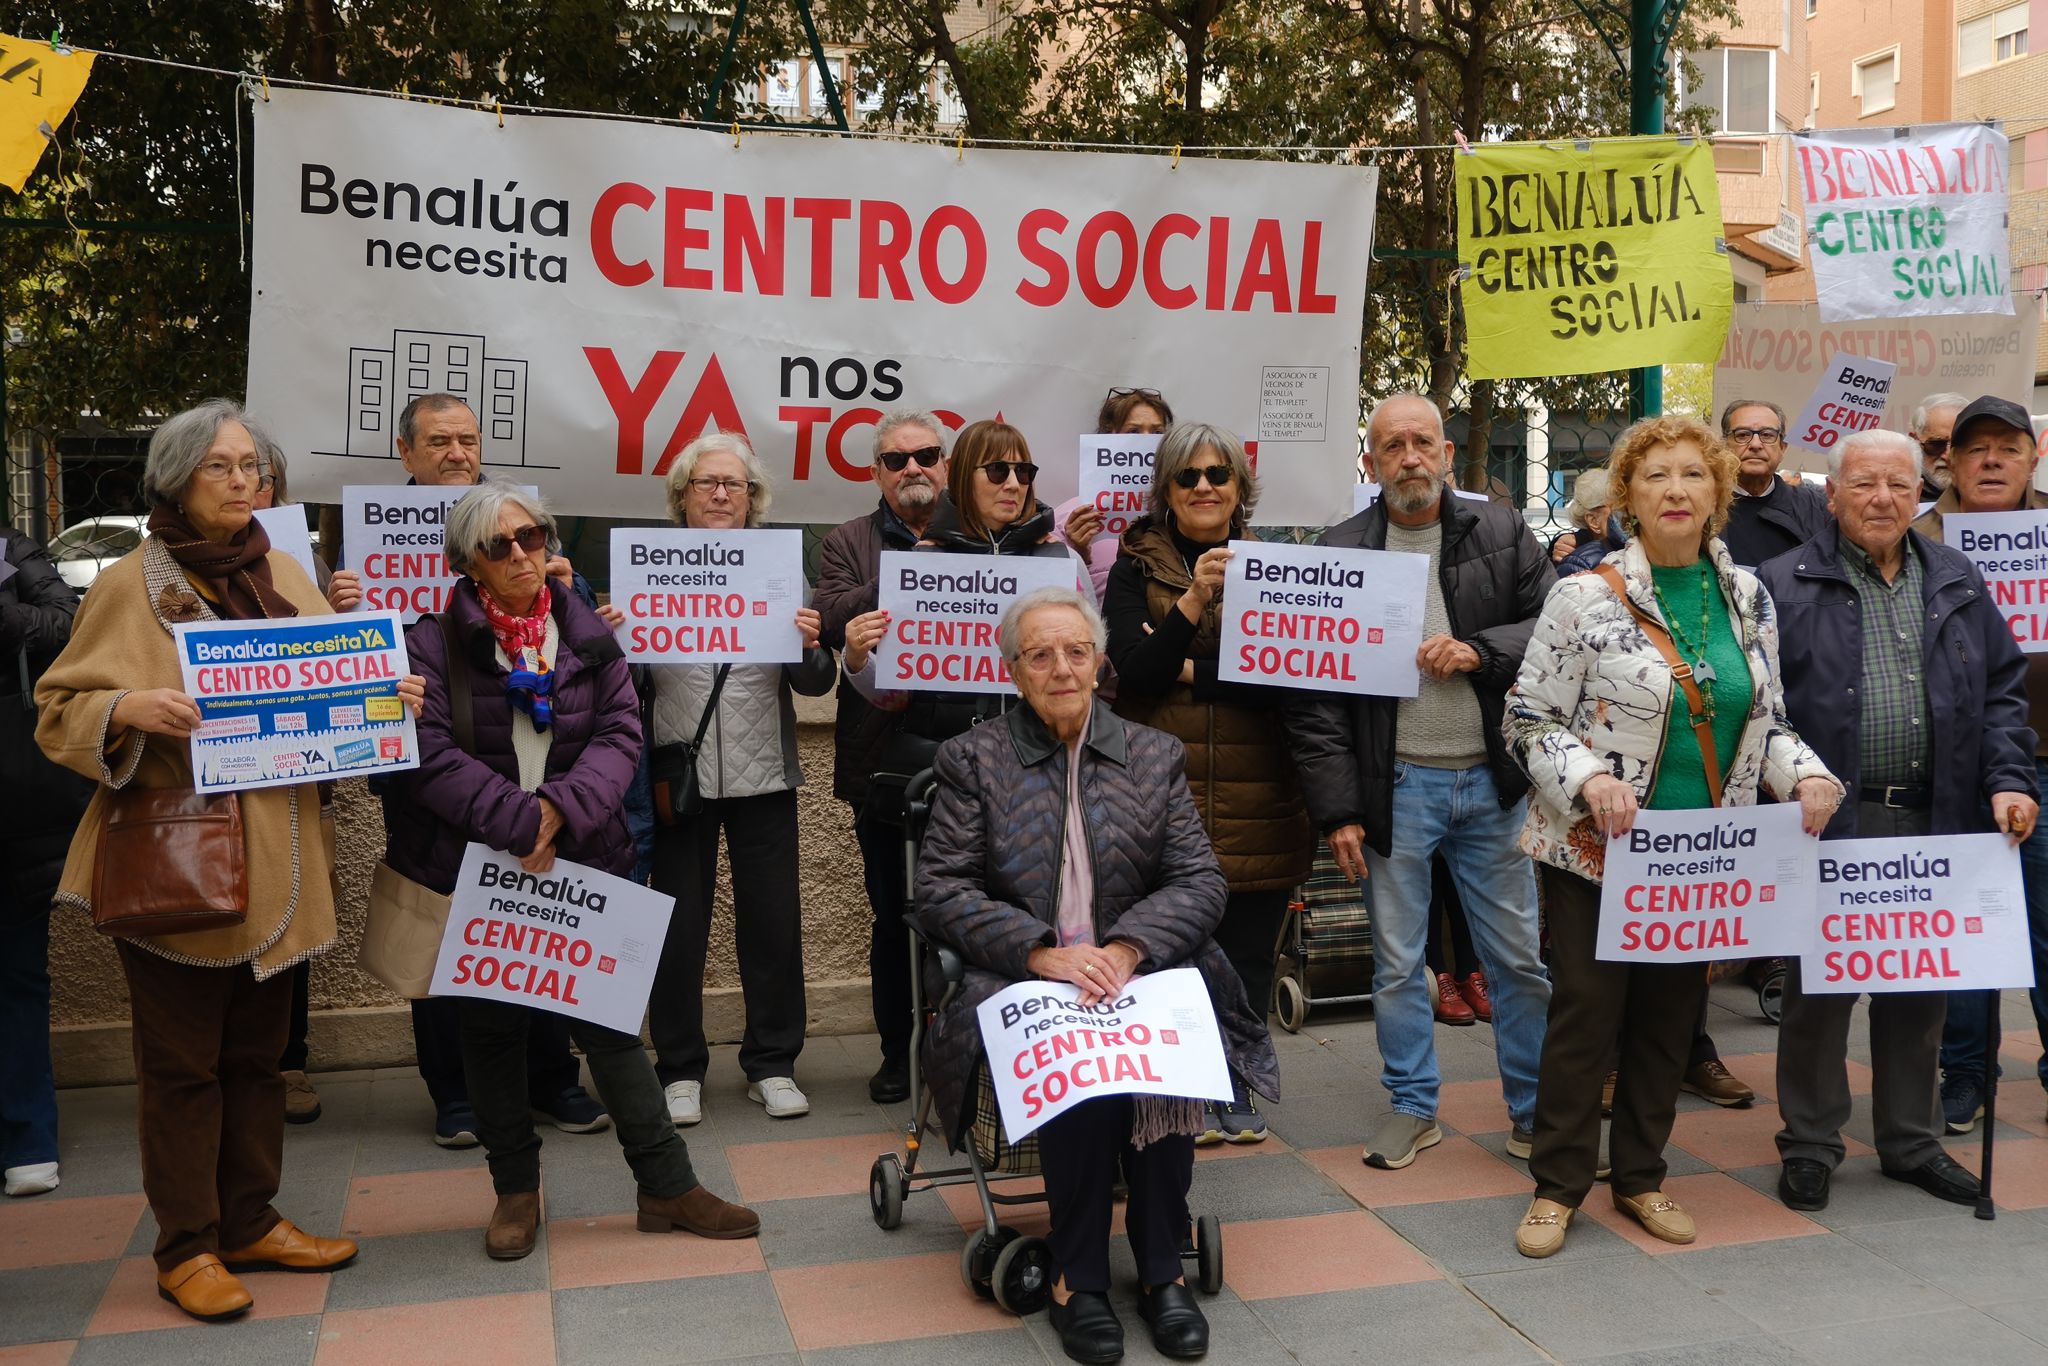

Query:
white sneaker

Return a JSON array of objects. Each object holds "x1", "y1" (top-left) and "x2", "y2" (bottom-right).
[
  {"x1": 665, "y1": 1080, "x2": 703, "y2": 1126},
  {"x1": 747, "y1": 1076, "x2": 810, "y2": 1118},
  {"x1": 3, "y1": 1162, "x2": 59, "y2": 1197}
]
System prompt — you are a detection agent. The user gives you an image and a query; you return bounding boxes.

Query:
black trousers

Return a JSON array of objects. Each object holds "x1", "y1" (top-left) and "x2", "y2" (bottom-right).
[
  {"x1": 1210, "y1": 888, "x2": 1291, "y2": 1027},
  {"x1": 281, "y1": 962, "x2": 312, "y2": 1072},
  {"x1": 650, "y1": 789, "x2": 807, "y2": 1084},
  {"x1": 1037, "y1": 1096, "x2": 1195, "y2": 1293},
  {"x1": 411, "y1": 995, "x2": 581, "y2": 1111},
  {"x1": 855, "y1": 804, "x2": 913, "y2": 1062},
  {"x1": 1530, "y1": 864, "x2": 1709, "y2": 1205}
]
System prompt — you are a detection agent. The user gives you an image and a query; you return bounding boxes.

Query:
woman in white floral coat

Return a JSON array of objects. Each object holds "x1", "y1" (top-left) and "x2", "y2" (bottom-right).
[{"x1": 1501, "y1": 414, "x2": 1842, "y2": 1260}]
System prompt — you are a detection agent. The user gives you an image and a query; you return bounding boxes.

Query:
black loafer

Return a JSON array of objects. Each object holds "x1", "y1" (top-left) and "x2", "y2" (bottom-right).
[
  {"x1": 1049, "y1": 1290, "x2": 1124, "y2": 1364},
  {"x1": 1779, "y1": 1158, "x2": 1831, "y2": 1211},
  {"x1": 1882, "y1": 1153, "x2": 1981, "y2": 1205},
  {"x1": 867, "y1": 1056, "x2": 909, "y2": 1104},
  {"x1": 1137, "y1": 1281, "x2": 1209, "y2": 1360}
]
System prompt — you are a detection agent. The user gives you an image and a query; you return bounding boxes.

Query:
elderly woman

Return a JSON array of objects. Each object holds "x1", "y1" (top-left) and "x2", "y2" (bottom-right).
[
  {"x1": 1103, "y1": 422, "x2": 1311, "y2": 1143},
  {"x1": 1057, "y1": 386, "x2": 1178, "y2": 583},
  {"x1": 395, "y1": 479, "x2": 758, "y2": 1259},
  {"x1": 621, "y1": 433, "x2": 834, "y2": 1126},
  {"x1": 915, "y1": 586, "x2": 1276, "y2": 1365},
  {"x1": 35, "y1": 400, "x2": 378, "y2": 1320},
  {"x1": 1502, "y1": 414, "x2": 1841, "y2": 1258},
  {"x1": 1551, "y1": 469, "x2": 1627, "y2": 571}
]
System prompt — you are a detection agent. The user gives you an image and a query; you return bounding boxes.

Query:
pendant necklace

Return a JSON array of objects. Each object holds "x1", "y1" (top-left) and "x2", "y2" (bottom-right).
[{"x1": 1651, "y1": 564, "x2": 1720, "y2": 715}]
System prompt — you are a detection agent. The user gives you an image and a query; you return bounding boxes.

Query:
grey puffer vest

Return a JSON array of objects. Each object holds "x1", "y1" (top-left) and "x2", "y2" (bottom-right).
[{"x1": 650, "y1": 649, "x2": 837, "y2": 800}]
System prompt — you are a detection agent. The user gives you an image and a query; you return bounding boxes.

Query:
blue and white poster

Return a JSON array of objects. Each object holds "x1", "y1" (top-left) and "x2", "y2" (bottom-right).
[{"x1": 174, "y1": 611, "x2": 419, "y2": 793}]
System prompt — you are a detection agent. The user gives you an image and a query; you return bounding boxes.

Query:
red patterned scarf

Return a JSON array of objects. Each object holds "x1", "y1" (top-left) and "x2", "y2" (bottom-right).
[{"x1": 476, "y1": 581, "x2": 555, "y2": 728}]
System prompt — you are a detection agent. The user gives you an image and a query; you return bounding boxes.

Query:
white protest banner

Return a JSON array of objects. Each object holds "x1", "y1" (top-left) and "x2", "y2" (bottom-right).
[
  {"x1": 1787, "y1": 352, "x2": 1897, "y2": 458},
  {"x1": 977, "y1": 967, "x2": 1233, "y2": 1142},
  {"x1": 1713, "y1": 299, "x2": 2043, "y2": 475},
  {"x1": 1217, "y1": 539, "x2": 1428, "y2": 696},
  {"x1": 341, "y1": 483, "x2": 538, "y2": 621},
  {"x1": 608, "y1": 527, "x2": 804, "y2": 664},
  {"x1": 1597, "y1": 804, "x2": 1816, "y2": 962},
  {"x1": 1348, "y1": 483, "x2": 1489, "y2": 516},
  {"x1": 1943, "y1": 509, "x2": 2048, "y2": 652},
  {"x1": 1076, "y1": 433, "x2": 1163, "y2": 539},
  {"x1": 1796, "y1": 123, "x2": 2013, "y2": 323},
  {"x1": 248, "y1": 88, "x2": 1376, "y2": 526},
  {"x1": 175, "y1": 611, "x2": 417, "y2": 793},
  {"x1": 875, "y1": 550, "x2": 1078, "y2": 694},
  {"x1": 254, "y1": 506, "x2": 321, "y2": 585},
  {"x1": 430, "y1": 843, "x2": 676, "y2": 1034},
  {"x1": 1804, "y1": 834, "x2": 2031, "y2": 994}
]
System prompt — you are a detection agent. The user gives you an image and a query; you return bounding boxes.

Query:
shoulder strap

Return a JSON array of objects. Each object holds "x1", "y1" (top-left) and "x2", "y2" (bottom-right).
[
  {"x1": 1591, "y1": 564, "x2": 1723, "y2": 808},
  {"x1": 435, "y1": 610, "x2": 475, "y2": 758},
  {"x1": 691, "y1": 664, "x2": 733, "y2": 748}
]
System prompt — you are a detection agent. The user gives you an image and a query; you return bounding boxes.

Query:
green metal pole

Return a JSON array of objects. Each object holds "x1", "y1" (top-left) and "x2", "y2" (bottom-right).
[{"x1": 1629, "y1": 0, "x2": 1665, "y2": 420}]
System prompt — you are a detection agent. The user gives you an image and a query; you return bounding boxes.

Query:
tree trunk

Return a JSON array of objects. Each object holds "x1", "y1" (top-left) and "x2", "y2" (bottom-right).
[{"x1": 926, "y1": 0, "x2": 988, "y2": 139}]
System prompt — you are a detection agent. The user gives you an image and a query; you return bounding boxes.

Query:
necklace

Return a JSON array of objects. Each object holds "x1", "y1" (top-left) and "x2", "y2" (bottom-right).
[{"x1": 1649, "y1": 563, "x2": 1720, "y2": 716}]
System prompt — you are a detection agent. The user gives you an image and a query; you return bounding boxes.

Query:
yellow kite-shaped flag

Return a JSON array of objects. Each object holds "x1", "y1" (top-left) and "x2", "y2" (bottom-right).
[{"x1": 0, "y1": 35, "x2": 94, "y2": 193}]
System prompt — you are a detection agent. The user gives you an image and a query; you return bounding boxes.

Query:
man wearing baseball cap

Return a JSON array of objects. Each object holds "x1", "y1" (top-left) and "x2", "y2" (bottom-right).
[{"x1": 1913, "y1": 394, "x2": 2048, "y2": 1133}]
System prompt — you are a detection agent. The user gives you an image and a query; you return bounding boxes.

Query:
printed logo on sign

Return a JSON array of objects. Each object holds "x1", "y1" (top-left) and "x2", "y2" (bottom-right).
[
  {"x1": 752, "y1": 600, "x2": 768, "y2": 616},
  {"x1": 333, "y1": 329, "x2": 533, "y2": 466},
  {"x1": 1367, "y1": 627, "x2": 1383, "y2": 644},
  {"x1": 1966, "y1": 916, "x2": 1983, "y2": 933},
  {"x1": 1760, "y1": 885, "x2": 1776, "y2": 902},
  {"x1": 335, "y1": 738, "x2": 379, "y2": 767},
  {"x1": 379, "y1": 736, "x2": 406, "y2": 759},
  {"x1": 598, "y1": 955, "x2": 617, "y2": 974},
  {"x1": 1161, "y1": 1029, "x2": 1179, "y2": 1045}
]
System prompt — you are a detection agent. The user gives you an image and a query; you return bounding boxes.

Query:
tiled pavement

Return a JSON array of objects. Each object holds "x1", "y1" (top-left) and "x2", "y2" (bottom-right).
[{"x1": 6, "y1": 983, "x2": 2048, "y2": 1364}]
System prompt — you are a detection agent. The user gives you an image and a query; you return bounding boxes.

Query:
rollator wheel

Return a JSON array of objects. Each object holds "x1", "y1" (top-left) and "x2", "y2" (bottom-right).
[
  {"x1": 1758, "y1": 966, "x2": 1787, "y2": 1026},
  {"x1": 1193, "y1": 1214, "x2": 1223, "y2": 1294},
  {"x1": 1275, "y1": 975, "x2": 1309, "y2": 1034},
  {"x1": 869, "y1": 1154, "x2": 906, "y2": 1230},
  {"x1": 959, "y1": 1226, "x2": 1017, "y2": 1299},
  {"x1": 992, "y1": 1234, "x2": 1053, "y2": 1315}
]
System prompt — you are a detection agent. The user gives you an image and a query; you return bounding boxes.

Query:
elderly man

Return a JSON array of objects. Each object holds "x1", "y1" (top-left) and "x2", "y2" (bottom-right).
[
  {"x1": 1284, "y1": 393, "x2": 1555, "y2": 1170},
  {"x1": 1913, "y1": 395, "x2": 2048, "y2": 1133},
  {"x1": 1719, "y1": 398, "x2": 1833, "y2": 571},
  {"x1": 1758, "y1": 428, "x2": 2037, "y2": 1210},
  {"x1": 1909, "y1": 391, "x2": 1967, "y2": 502},
  {"x1": 815, "y1": 410, "x2": 951, "y2": 1103}
]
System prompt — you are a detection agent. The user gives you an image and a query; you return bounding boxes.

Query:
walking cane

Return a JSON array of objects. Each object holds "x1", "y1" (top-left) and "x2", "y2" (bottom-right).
[{"x1": 1975, "y1": 986, "x2": 2000, "y2": 1220}]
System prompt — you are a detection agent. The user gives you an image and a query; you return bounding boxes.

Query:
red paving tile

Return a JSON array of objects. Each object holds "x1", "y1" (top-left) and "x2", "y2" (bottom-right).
[
  {"x1": 1668, "y1": 1101, "x2": 1872, "y2": 1170},
  {"x1": 0, "y1": 1194, "x2": 145, "y2": 1272},
  {"x1": 315, "y1": 1291, "x2": 554, "y2": 1366},
  {"x1": 1581, "y1": 1171, "x2": 1826, "y2": 1255},
  {"x1": 339, "y1": 1167, "x2": 495, "y2": 1238},
  {"x1": 1710, "y1": 1053, "x2": 1872, "y2": 1102},
  {"x1": 546, "y1": 1214, "x2": 765, "y2": 1289},
  {"x1": 0, "y1": 1344, "x2": 76, "y2": 1364},
  {"x1": 1221, "y1": 1211, "x2": 1440, "y2": 1299},
  {"x1": 83, "y1": 1255, "x2": 331, "y2": 1335},
  {"x1": 727, "y1": 1132, "x2": 903, "y2": 1204},
  {"x1": 1947, "y1": 1135, "x2": 2048, "y2": 1210},
  {"x1": 1300, "y1": 1136, "x2": 1531, "y2": 1208},
  {"x1": 773, "y1": 1251, "x2": 1014, "y2": 1350},
  {"x1": 1433, "y1": 1079, "x2": 1511, "y2": 1137}
]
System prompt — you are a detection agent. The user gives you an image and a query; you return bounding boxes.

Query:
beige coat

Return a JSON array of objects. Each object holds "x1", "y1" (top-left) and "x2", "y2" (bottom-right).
[{"x1": 36, "y1": 536, "x2": 336, "y2": 978}]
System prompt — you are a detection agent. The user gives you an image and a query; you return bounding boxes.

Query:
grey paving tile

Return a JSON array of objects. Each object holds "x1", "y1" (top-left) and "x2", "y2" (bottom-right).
[
  {"x1": 1373, "y1": 1191, "x2": 1638, "y2": 1277},
  {"x1": 1250, "y1": 1280, "x2": 1541, "y2": 1364},
  {"x1": 755, "y1": 1192, "x2": 966, "y2": 1270},
  {"x1": 552, "y1": 1270, "x2": 795, "y2": 1363},
  {"x1": 69, "y1": 1314, "x2": 321, "y2": 1365},
  {"x1": 1184, "y1": 1151, "x2": 1355, "y2": 1223},
  {"x1": 535, "y1": 1139, "x2": 736, "y2": 1223},
  {"x1": 280, "y1": 1078, "x2": 374, "y2": 1133},
  {"x1": 269, "y1": 1172, "x2": 356, "y2": 1241},
  {"x1": 1463, "y1": 1256, "x2": 1762, "y2": 1360},
  {"x1": 1655, "y1": 1232, "x2": 1954, "y2": 1332},
  {"x1": 29, "y1": 1141, "x2": 143, "y2": 1201},
  {"x1": 0, "y1": 1260, "x2": 118, "y2": 1346},
  {"x1": 803, "y1": 1330, "x2": 1050, "y2": 1364},
  {"x1": 1576, "y1": 1336, "x2": 1808, "y2": 1366},
  {"x1": 1778, "y1": 1307, "x2": 2048, "y2": 1365},
  {"x1": 1724, "y1": 1157, "x2": 1973, "y2": 1230},
  {"x1": 321, "y1": 1227, "x2": 548, "y2": 1311},
  {"x1": 348, "y1": 1124, "x2": 492, "y2": 1177},
  {"x1": 1840, "y1": 1212, "x2": 2048, "y2": 1307},
  {"x1": 1017, "y1": 1282, "x2": 1285, "y2": 1365},
  {"x1": 1462, "y1": 1128, "x2": 1713, "y2": 1180},
  {"x1": 1261, "y1": 1091, "x2": 1370, "y2": 1150},
  {"x1": 1987, "y1": 1296, "x2": 2048, "y2": 1349}
]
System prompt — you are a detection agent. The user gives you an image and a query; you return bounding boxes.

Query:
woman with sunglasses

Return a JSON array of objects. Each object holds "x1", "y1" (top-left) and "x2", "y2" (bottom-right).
[
  {"x1": 399, "y1": 479, "x2": 760, "y2": 1259},
  {"x1": 1102, "y1": 423, "x2": 1310, "y2": 1144},
  {"x1": 1055, "y1": 388, "x2": 1178, "y2": 597}
]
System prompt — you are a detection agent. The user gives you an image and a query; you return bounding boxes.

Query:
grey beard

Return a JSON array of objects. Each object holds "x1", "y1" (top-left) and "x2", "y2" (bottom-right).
[
  {"x1": 897, "y1": 481, "x2": 937, "y2": 508},
  {"x1": 1384, "y1": 474, "x2": 1444, "y2": 517}
]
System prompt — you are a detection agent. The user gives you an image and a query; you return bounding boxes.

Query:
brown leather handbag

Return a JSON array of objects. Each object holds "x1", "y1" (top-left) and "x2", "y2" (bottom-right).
[{"x1": 90, "y1": 787, "x2": 249, "y2": 937}]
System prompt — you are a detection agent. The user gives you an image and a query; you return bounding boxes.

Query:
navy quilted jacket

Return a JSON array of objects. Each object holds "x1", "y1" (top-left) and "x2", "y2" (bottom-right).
[{"x1": 912, "y1": 703, "x2": 1280, "y2": 1148}]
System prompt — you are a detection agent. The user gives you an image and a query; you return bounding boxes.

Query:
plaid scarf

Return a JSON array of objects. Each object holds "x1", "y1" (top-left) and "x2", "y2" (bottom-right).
[{"x1": 477, "y1": 581, "x2": 554, "y2": 730}]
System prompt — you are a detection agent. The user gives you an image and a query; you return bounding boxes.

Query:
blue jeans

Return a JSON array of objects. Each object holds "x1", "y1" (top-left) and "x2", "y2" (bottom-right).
[
  {"x1": 1362, "y1": 762, "x2": 1550, "y2": 1129},
  {"x1": 0, "y1": 899, "x2": 58, "y2": 1170},
  {"x1": 1940, "y1": 759, "x2": 2048, "y2": 1089}
]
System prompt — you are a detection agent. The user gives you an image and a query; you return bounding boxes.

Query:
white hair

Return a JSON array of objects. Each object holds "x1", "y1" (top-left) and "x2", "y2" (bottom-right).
[
  {"x1": 1910, "y1": 391, "x2": 1968, "y2": 436},
  {"x1": 444, "y1": 479, "x2": 557, "y2": 572},
  {"x1": 1828, "y1": 429, "x2": 1923, "y2": 482},
  {"x1": 665, "y1": 431, "x2": 773, "y2": 526},
  {"x1": 998, "y1": 586, "x2": 1107, "y2": 664}
]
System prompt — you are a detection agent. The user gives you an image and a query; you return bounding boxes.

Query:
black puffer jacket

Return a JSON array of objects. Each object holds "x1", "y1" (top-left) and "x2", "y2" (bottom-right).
[
  {"x1": 0, "y1": 529, "x2": 90, "y2": 901},
  {"x1": 912, "y1": 703, "x2": 1279, "y2": 1149}
]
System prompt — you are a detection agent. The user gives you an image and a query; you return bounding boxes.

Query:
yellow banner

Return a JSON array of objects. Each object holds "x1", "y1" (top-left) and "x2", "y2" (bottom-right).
[
  {"x1": 0, "y1": 35, "x2": 94, "y2": 192},
  {"x1": 1457, "y1": 138, "x2": 1733, "y2": 381}
]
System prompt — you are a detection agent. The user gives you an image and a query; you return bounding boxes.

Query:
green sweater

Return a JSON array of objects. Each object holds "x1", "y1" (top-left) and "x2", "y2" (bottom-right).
[{"x1": 1647, "y1": 562, "x2": 1752, "y2": 810}]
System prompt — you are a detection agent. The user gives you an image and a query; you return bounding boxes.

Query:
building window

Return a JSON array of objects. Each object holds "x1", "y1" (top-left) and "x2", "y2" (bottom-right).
[
  {"x1": 1853, "y1": 49, "x2": 1898, "y2": 116},
  {"x1": 1806, "y1": 0, "x2": 1817, "y2": 16},
  {"x1": 1808, "y1": 73, "x2": 1820, "y2": 127},
  {"x1": 1960, "y1": 2, "x2": 2028, "y2": 73},
  {"x1": 1679, "y1": 48, "x2": 1775, "y2": 135}
]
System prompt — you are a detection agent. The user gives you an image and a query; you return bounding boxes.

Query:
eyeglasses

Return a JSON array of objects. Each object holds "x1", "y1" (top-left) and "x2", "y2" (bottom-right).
[
  {"x1": 1174, "y1": 464, "x2": 1234, "y2": 490},
  {"x1": 878, "y1": 446, "x2": 944, "y2": 473},
  {"x1": 1920, "y1": 437, "x2": 1950, "y2": 457},
  {"x1": 687, "y1": 477, "x2": 756, "y2": 496},
  {"x1": 980, "y1": 462, "x2": 1038, "y2": 485},
  {"x1": 1106, "y1": 387, "x2": 1166, "y2": 405},
  {"x1": 197, "y1": 458, "x2": 264, "y2": 483},
  {"x1": 480, "y1": 525, "x2": 548, "y2": 561},
  {"x1": 1018, "y1": 643, "x2": 1097, "y2": 674},
  {"x1": 1730, "y1": 427, "x2": 1784, "y2": 446}
]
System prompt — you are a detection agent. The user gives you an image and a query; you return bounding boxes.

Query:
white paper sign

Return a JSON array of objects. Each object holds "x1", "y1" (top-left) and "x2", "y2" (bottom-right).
[
  {"x1": 1788, "y1": 352, "x2": 1897, "y2": 457},
  {"x1": 977, "y1": 967, "x2": 1232, "y2": 1141},
  {"x1": 1945, "y1": 509, "x2": 2048, "y2": 652},
  {"x1": 1803, "y1": 834, "x2": 2032, "y2": 994},
  {"x1": 609, "y1": 527, "x2": 804, "y2": 664},
  {"x1": 1795, "y1": 123, "x2": 2013, "y2": 322},
  {"x1": 341, "y1": 483, "x2": 538, "y2": 621},
  {"x1": 1076, "y1": 433, "x2": 1163, "y2": 539},
  {"x1": 1597, "y1": 804, "x2": 1817, "y2": 962},
  {"x1": 430, "y1": 844, "x2": 677, "y2": 1034},
  {"x1": 875, "y1": 550, "x2": 1078, "y2": 694},
  {"x1": 1216, "y1": 539, "x2": 1429, "y2": 696},
  {"x1": 254, "y1": 506, "x2": 321, "y2": 586}
]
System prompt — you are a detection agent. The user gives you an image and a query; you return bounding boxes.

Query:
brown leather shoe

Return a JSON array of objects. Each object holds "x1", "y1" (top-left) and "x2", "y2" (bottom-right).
[
  {"x1": 282, "y1": 1070, "x2": 322, "y2": 1124},
  {"x1": 156, "y1": 1253, "x2": 253, "y2": 1322},
  {"x1": 637, "y1": 1184, "x2": 761, "y2": 1239},
  {"x1": 219, "y1": 1217, "x2": 358, "y2": 1272},
  {"x1": 1433, "y1": 972, "x2": 1476, "y2": 1025},
  {"x1": 1682, "y1": 1059, "x2": 1756, "y2": 1108},
  {"x1": 486, "y1": 1191, "x2": 542, "y2": 1260},
  {"x1": 1601, "y1": 1069, "x2": 1617, "y2": 1117}
]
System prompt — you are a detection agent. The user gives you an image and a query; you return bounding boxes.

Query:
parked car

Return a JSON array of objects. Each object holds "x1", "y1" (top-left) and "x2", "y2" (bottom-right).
[{"x1": 49, "y1": 515, "x2": 147, "y2": 590}]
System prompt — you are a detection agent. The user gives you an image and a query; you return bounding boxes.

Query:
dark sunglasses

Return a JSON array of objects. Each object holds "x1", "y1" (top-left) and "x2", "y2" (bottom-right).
[
  {"x1": 980, "y1": 461, "x2": 1038, "y2": 485},
  {"x1": 1920, "y1": 437, "x2": 1950, "y2": 457},
  {"x1": 878, "y1": 446, "x2": 945, "y2": 472},
  {"x1": 1107, "y1": 386, "x2": 1166, "y2": 404},
  {"x1": 1174, "y1": 464, "x2": 1234, "y2": 490},
  {"x1": 481, "y1": 525, "x2": 548, "y2": 561}
]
